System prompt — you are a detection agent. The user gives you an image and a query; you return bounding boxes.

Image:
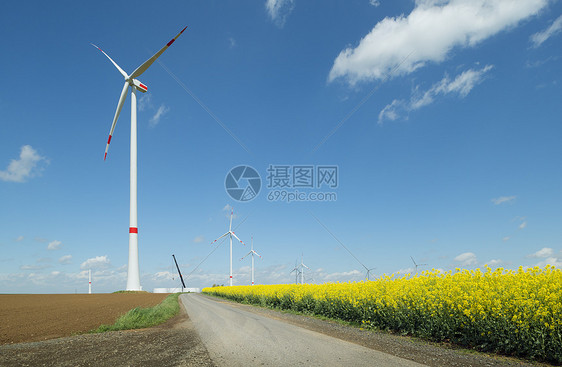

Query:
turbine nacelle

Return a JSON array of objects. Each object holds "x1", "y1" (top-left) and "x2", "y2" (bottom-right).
[{"x1": 131, "y1": 79, "x2": 148, "y2": 93}]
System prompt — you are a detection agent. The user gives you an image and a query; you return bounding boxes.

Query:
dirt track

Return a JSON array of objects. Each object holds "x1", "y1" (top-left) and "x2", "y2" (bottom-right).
[{"x1": 0, "y1": 293, "x2": 168, "y2": 344}]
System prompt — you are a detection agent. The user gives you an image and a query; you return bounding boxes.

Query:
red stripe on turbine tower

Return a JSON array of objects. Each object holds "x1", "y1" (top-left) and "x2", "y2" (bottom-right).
[
  {"x1": 129, "y1": 227, "x2": 138, "y2": 234},
  {"x1": 107, "y1": 135, "x2": 112, "y2": 144}
]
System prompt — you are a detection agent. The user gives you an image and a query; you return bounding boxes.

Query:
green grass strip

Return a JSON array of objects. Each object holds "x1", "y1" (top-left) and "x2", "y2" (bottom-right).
[{"x1": 92, "y1": 293, "x2": 180, "y2": 333}]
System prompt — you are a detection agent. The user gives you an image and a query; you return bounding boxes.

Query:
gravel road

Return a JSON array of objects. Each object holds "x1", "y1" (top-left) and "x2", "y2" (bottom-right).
[
  {"x1": 183, "y1": 293, "x2": 542, "y2": 367},
  {"x1": 182, "y1": 293, "x2": 425, "y2": 366}
]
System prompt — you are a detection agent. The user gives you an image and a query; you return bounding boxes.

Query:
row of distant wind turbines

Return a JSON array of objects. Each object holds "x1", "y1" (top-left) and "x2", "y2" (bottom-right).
[{"x1": 93, "y1": 25, "x2": 429, "y2": 290}]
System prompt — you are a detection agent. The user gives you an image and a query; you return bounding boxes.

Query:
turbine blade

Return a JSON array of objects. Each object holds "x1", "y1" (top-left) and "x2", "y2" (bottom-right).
[
  {"x1": 253, "y1": 250, "x2": 262, "y2": 258},
  {"x1": 104, "y1": 81, "x2": 129, "y2": 160},
  {"x1": 302, "y1": 263, "x2": 310, "y2": 270},
  {"x1": 240, "y1": 252, "x2": 252, "y2": 260},
  {"x1": 91, "y1": 43, "x2": 128, "y2": 79},
  {"x1": 129, "y1": 26, "x2": 187, "y2": 80},
  {"x1": 231, "y1": 232, "x2": 245, "y2": 246},
  {"x1": 210, "y1": 232, "x2": 229, "y2": 245}
]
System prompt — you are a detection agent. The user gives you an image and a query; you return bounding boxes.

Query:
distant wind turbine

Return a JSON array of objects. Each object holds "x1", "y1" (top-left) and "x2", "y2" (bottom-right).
[
  {"x1": 291, "y1": 254, "x2": 310, "y2": 285},
  {"x1": 410, "y1": 256, "x2": 427, "y2": 273},
  {"x1": 290, "y1": 259, "x2": 301, "y2": 284},
  {"x1": 210, "y1": 209, "x2": 246, "y2": 286},
  {"x1": 92, "y1": 26, "x2": 187, "y2": 290},
  {"x1": 240, "y1": 236, "x2": 262, "y2": 285},
  {"x1": 365, "y1": 267, "x2": 376, "y2": 281}
]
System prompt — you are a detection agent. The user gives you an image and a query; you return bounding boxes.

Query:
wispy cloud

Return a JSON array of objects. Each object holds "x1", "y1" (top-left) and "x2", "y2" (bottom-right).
[
  {"x1": 378, "y1": 65, "x2": 492, "y2": 123},
  {"x1": 81, "y1": 255, "x2": 111, "y2": 270},
  {"x1": 265, "y1": 0, "x2": 295, "y2": 28},
  {"x1": 329, "y1": 0, "x2": 548, "y2": 85},
  {"x1": 138, "y1": 93, "x2": 152, "y2": 112},
  {"x1": 369, "y1": 0, "x2": 380, "y2": 7},
  {"x1": 527, "y1": 247, "x2": 553, "y2": 258},
  {"x1": 487, "y1": 259, "x2": 503, "y2": 266},
  {"x1": 47, "y1": 240, "x2": 62, "y2": 251},
  {"x1": 530, "y1": 14, "x2": 562, "y2": 47},
  {"x1": 492, "y1": 195, "x2": 516, "y2": 205},
  {"x1": 519, "y1": 221, "x2": 527, "y2": 229},
  {"x1": 228, "y1": 37, "x2": 237, "y2": 49},
  {"x1": 149, "y1": 104, "x2": 169, "y2": 127},
  {"x1": 15, "y1": 236, "x2": 24, "y2": 242},
  {"x1": 59, "y1": 255, "x2": 72, "y2": 264},
  {"x1": 193, "y1": 235, "x2": 205, "y2": 243},
  {"x1": 0, "y1": 145, "x2": 48, "y2": 183},
  {"x1": 502, "y1": 236, "x2": 510, "y2": 242},
  {"x1": 454, "y1": 252, "x2": 477, "y2": 267}
]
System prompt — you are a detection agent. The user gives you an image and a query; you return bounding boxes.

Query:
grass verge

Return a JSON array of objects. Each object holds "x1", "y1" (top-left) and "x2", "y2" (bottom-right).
[{"x1": 91, "y1": 293, "x2": 180, "y2": 333}]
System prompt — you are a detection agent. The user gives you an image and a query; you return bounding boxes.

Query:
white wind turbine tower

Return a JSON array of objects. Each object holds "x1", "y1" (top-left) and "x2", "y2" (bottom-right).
[
  {"x1": 240, "y1": 236, "x2": 262, "y2": 285},
  {"x1": 210, "y1": 209, "x2": 246, "y2": 286},
  {"x1": 291, "y1": 254, "x2": 310, "y2": 285},
  {"x1": 410, "y1": 256, "x2": 427, "y2": 274},
  {"x1": 92, "y1": 26, "x2": 187, "y2": 290},
  {"x1": 290, "y1": 259, "x2": 301, "y2": 284}
]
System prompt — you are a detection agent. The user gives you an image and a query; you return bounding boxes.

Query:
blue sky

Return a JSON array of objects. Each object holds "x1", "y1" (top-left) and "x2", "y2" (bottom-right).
[{"x1": 1, "y1": 0, "x2": 561, "y2": 293}]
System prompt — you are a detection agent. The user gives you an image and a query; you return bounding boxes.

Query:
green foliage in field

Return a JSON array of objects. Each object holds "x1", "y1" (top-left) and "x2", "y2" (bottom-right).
[
  {"x1": 112, "y1": 290, "x2": 149, "y2": 294},
  {"x1": 203, "y1": 266, "x2": 562, "y2": 363},
  {"x1": 92, "y1": 293, "x2": 180, "y2": 332}
]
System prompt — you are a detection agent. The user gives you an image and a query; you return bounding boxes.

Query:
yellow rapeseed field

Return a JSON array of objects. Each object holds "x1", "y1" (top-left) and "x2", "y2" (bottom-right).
[{"x1": 203, "y1": 265, "x2": 562, "y2": 363}]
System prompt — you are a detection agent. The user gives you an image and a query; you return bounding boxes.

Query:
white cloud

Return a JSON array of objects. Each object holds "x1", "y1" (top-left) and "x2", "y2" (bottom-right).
[
  {"x1": 81, "y1": 255, "x2": 111, "y2": 270},
  {"x1": 487, "y1": 259, "x2": 502, "y2": 266},
  {"x1": 265, "y1": 0, "x2": 295, "y2": 28},
  {"x1": 20, "y1": 264, "x2": 50, "y2": 271},
  {"x1": 15, "y1": 236, "x2": 24, "y2": 242},
  {"x1": 223, "y1": 204, "x2": 233, "y2": 212},
  {"x1": 149, "y1": 104, "x2": 170, "y2": 127},
  {"x1": 47, "y1": 240, "x2": 62, "y2": 251},
  {"x1": 59, "y1": 255, "x2": 72, "y2": 264},
  {"x1": 531, "y1": 14, "x2": 562, "y2": 47},
  {"x1": 502, "y1": 236, "x2": 510, "y2": 242},
  {"x1": 527, "y1": 247, "x2": 554, "y2": 258},
  {"x1": 369, "y1": 0, "x2": 380, "y2": 7},
  {"x1": 492, "y1": 195, "x2": 516, "y2": 205},
  {"x1": 536, "y1": 256, "x2": 562, "y2": 268},
  {"x1": 329, "y1": 0, "x2": 548, "y2": 85},
  {"x1": 138, "y1": 93, "x2": 152, "y2": 112},
  {"x1": 454, "y1": 252, "x2": 477, "y2": 266},
  {"x1": 378, "y1": 99, "x2": 403, "y2": 123},
  {"x1": 153, "y1": 271, "x2": 174, "y2": 280},
  {"x1": 378, "y1": 65, "x2": 492, "y2": 123},
  {"x1": 0, "y1": 145, "x2": 48, "y2": 183},
  {"x1": 193, "y1": 235, "x2": 205, "y2": 243},
  {"x1": 519, "y1": 221, "x2": 527, "y2": 229},
  {"x1": 228, "y1": 37, "x2": 237, "y2": 49}
]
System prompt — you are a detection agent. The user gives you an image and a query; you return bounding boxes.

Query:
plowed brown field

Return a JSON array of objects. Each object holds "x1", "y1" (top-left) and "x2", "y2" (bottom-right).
[{"x1": 0, "y1": 293, "x2": 168, "y2": 345}]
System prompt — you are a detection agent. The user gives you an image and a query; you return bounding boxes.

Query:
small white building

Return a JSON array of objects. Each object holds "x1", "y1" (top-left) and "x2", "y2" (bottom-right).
[{"x1": 153, "y1": 287, "x2": 200, "y2": 293}]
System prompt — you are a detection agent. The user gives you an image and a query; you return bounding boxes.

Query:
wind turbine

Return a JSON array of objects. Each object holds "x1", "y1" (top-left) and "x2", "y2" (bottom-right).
[
  {"x1": 291, "y1": 254, "x2": 310, "y2": 285},
  {"x1": 210, "y1": 209, "x2": 246, "y2": 286},
  {"x1": 92, "y1": 26, "x2": 187, "y2": 290},
  {"x1": 290, "y1": 259, "x2": 301, "y2": 284},
  {"x1": 410, "y1": 256, "x2": 427, "y2": 273},
  {"x1": 299, "y1": 254, "x2": 310, "y2": 284},
  {"x1": 240, "y1": 236, "x2": 262, "y2": 285},
  {"x1": 365, "y1": 267, "x2": 376, "y2": 281}
]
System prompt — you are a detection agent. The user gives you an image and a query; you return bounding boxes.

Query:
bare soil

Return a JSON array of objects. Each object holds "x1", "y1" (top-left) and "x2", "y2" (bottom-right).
[
  {"x1": 0, "y1": 293, "x2": 168, "y2": 345},
  {"x1": 0, "y1": 299, "x2": 214, "y2": 367}
]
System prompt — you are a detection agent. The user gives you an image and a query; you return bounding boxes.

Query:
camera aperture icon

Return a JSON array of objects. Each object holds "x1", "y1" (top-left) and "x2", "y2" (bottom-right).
[{"x1": 225, "y1": 165, "x2": 261, "y2": 202}]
